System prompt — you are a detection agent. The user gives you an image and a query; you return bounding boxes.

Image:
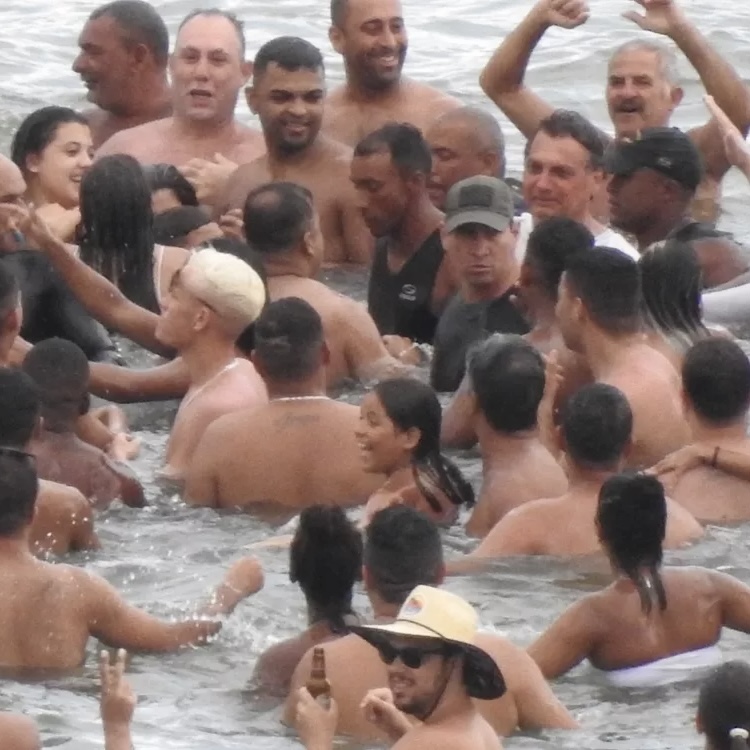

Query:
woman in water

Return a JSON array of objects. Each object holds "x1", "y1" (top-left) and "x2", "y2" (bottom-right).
[
  {"x1": 77, "y1": 154, "x2": 188, "y2": 313},
  {"x1": 639, "y1": 239, "x2": 714, "y2": 369},
  {"x1": 528, "y1": 472, "x2": 750, "y2": 688},
  {"x1": 698, "y1": 661, "x2": 750, "y2": 750},
  {"x1": 356, "y1": 377, "x2": 475, "y2": 526},
  {"x1": 11, "y1": 106, "x2": 93, "y2": 241}
]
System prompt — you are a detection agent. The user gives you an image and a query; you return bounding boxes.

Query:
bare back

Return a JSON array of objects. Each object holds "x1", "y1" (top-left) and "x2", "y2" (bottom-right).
[
  {"x1": 184, "y1": 400, "x2": 382, "y2": 514},
  {"x1": 31, "y1": 480, "x2": 99, "y2": 556},
  {"x1": 323, "y1": 79, "x2": 460, "y2": 147},
  {"x1": 96, "y1": 118, "x2": 266, "y2": 166},
  {"x1": 672, "y1": 465, "x2": 750, "y2": 523}
]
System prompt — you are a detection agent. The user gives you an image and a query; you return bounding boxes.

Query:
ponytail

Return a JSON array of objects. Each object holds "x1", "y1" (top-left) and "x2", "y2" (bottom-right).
[
  {"x1": 730, "y1": 728, "x2": 750, "y2": 750},
  {"x1": 632, "y1": 564, "x2": 667, "y2": 615}
]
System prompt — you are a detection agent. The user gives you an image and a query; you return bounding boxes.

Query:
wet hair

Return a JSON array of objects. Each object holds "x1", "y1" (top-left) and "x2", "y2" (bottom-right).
[
  {"x1": 290, "y1": 505, "x2": 362, "y2": 630},
  {"x1": 611, "y1": 39, "x2": 680, "y2": 87},
  {"x1": 564, "y1": 247, "x2": 642, "y2": 335},
  {"x1": 0, "y1": 451, "x2": 38, "y2": 537},
  {"x1": 562, "y1": 384, "x2": 632, "y2": 470},
  {"x1": 22, "y1": 338, "x2": 90, "y2": 424},
  {"x1": 596, "y1": 472, "x2": 667, "y2": 615},
  {"x1": 90, "y1": 0, "x2": 170, "y2": 67},
  {"x1": 682, "y1": 339, "x2": 750, "y2": 425},
  {"x1": 0, "y1": 262, "x2": 20, "y2": 317},
  {"x1": 525, "y1": 217, "x2": 595, "y2": 299},
  {"x1": 78, "y1": 154, "x2": 154, "y2": 308},
  {"x1": 142, "y1": 163, "x2": 198, "y2": 207},
  {"x1": 526, "y1": 109, "x2": 608, "y2": 169},
  {"x1": 364, "y1": 506, "x2": 444, "y2": 605},
  {"x1": 698, "y1": 661, "x2": 750, "y2": 750},
  {"x1": 152, "y1": 206, "x2": 213, "y2": 246},
  {"x1": 373, "y1": 378, "x2": 474, "y2": 512},
  {"x1": 434, "y1": 107, "x2": 507, "y2": 178},
  {"x1": 354, "y1": 123, "x2": 432, "y2": 177},
  {"x1": 178, "y1": 8, "x2": 246, "y2": 58},
  {"x1": 253, "y1": 297, "x2": 324, "y2": 382},
  {"x1": 639, "y1": 240, "x2": 709, "y2": 353},
  {"x1": 11, "y1": 106, "x2": 89, "y2": 175},
  {"x1": 243, "y1": 182, "x2": 314, "y2": 255},
  {"x1": 254, "y1": 36, "x2": 324, "y2": 77},
  {"x1": 0, "y1": 370, "x2": 41, "y2": 448},
  {"x1": 467, "y1": 335, "x2": 545, "y2": 433}
]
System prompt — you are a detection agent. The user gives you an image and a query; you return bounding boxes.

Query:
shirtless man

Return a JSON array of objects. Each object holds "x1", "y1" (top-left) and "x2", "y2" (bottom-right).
[
  {"x1": 243, "y1": 182, "x2": 401, "y2": 387},
  {"x1": 72, "y1": 0, "x2": 172, "y2": 148},
  {"x1": 0, "y1": 369, "x2": 99, "y2": 556},
  {"x1": 0, "y1": 715, "x2": 39, "y2": 750},
  {"x1": 352, "y1": 124, "x2": 456, "y2": 348},
  {"x1": 480, "y1": 0, "x2": 750, "y2": 222},
  {"x1": 217, "y1": 36, "x2": 373, "y2": 265},
  {"x1": 324, "y1": 0, "x2": 460, "y2": 147},
  {"x1": 470, "y1": 383, "x2": 701, "y2": 559},
  {"x1": 0, "y1": 449, "x2": 264, "y2": 672},
  {"x1": 286, "y1": 506, "x2": 575, "y2": 740},
  {"x1": 253, "y1": 506, "x2": 362, "y2": 695},
  {"x1": 184, "y1": 298, "x2": 382, "y2": 515},
  {"x1": 606, "y1": 128, "x2": 747, "y2": 288},
  {"x1": 514, "y1": 111, "x2": 638, "y2": 263},
  {"x1": 97, "y1": 10, "x2": 264, "y2": 166},
  {"x1": 464, "y1": 336, "x2": 568, "y2": 537},
  {"x1": 652, "y1": 339, "x2": 750, "y2": 523},
  {"x1": 154, "y1": 247, "x2": 267, "y2": 480},
  {"x1": 22, "y1": 338, "x2": 145, "y2": 509},
  {"x1": 425, "y1": 107, "x2": 507, "y2": 212},
  {"x1": 556, "y1": 247, "x2": 689, "y2": 467}
]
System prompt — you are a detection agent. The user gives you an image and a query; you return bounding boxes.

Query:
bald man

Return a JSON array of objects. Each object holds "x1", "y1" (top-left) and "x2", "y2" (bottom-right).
[{"x1": 425, "y1": 107, "x2": 507, "y2": 211}]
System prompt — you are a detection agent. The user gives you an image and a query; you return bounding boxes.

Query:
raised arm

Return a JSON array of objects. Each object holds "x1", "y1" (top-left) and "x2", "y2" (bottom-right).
[
  {"x1": 89, "y1": 358, "x2": 191, "y2": 403},
  {"x1": 479, "y1": 0, "x2": 589, "y2": 138}
]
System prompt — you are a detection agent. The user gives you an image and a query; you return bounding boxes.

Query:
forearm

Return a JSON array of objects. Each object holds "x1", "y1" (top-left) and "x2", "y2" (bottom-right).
[
  {"x1": 104, "y1": 723, "x2": 133, "y2": 750},
  {"x1": 699, "y1": 444, "x2": 750, "y2": 482},
  {"x1": 89, "y1": 361, "x2": 189, "y2": 403}
]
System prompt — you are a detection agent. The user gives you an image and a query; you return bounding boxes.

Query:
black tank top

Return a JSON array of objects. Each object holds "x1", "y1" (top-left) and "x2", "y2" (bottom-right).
[{"x1": 367, "y1": 230, "x2": 444, "y2": 344}]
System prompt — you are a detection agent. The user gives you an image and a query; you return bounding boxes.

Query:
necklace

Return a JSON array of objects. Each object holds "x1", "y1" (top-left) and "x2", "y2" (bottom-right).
[
  {"x1": 271, "y1": 395, "x2": 330, "y2": 403},
  {"x1": 182, "y1": 360, "x2": 239, "y2": 408}
]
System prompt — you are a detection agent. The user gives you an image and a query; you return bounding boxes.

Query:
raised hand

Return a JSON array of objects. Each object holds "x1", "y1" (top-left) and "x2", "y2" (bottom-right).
[
  {"x1": 295, "y1": 687, "x2": 338, "y2": 750},
  {"x1": 705, "y1": 95, "x2": 750, "y2": 174},
  {"x1": 100, "y1": 649, "x2": 136, "y2": 750},
  {"x1": 541, "y1": 0, "x2": 590, "y2": 29},
  {"x1": 179, "y1": 153, "x2": 238, "y2": 205},
  {"x1": 360, "y1": 688, "x2": 413, "y2": 741},
  {"x1": 622, "y1": 0, "x2": 687, "y2": 36}
]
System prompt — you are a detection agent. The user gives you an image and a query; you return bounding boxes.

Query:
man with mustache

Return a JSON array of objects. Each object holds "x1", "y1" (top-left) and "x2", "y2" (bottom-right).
[
  {"x1": 480, "y1": 0, "x2": 750, "y2": 223},
  {"x1": 324, "y1": 0, "x2": 461, "y2": 147},
  {"x1": 216, "y1": 36, "x2": 373, "y2": 265}
]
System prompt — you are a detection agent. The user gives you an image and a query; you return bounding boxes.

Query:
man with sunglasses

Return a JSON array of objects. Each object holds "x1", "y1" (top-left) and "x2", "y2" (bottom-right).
[{"x1": 284, "y1": 506, "x2": 574, "y2": 739}]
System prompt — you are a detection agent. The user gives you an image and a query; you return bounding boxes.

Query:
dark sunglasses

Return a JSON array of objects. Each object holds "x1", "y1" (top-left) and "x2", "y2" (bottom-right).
[{"x1": 375, "y1": 641, "x2": 452, "y2": 669}]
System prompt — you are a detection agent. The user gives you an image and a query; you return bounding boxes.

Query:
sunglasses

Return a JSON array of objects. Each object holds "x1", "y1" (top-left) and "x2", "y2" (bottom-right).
[{"x1": 375, "y1": 641, "x2": 452, "y2": 669}]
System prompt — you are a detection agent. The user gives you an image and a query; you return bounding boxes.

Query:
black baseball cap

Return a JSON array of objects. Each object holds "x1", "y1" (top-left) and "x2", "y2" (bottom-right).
[
  {"x1": 604, "y1": 127, "x2": 703, "y2": 191},
  {"x1": 444, "y1": 176, "x2": 514, "y2": 233}
]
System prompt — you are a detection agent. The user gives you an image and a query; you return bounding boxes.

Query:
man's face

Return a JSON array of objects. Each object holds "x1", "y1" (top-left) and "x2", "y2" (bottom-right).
[
  {"x1": 376, "y1": 636, "x2": 456, "y2": 718},
  {"x1": 350, "y1": 151, "x2": 411, "y2": 237},
  {"x1": 332, "y1": 0, "x2": 408, "y2": 90},
  {"x1": 607, "y1": 168, "x2": 664, "y2": 235},
  {"x1": 555, "y1": 274, "x2": 583, "y2": 352},
  {"x1": 523, "y1": 132, "x2": 598, "y2": 223},
  {"x1": 606, "y1": 49, "x2": 679, "y2": 139},
  {"x1": 154, "y1": 268, "x2": 206, "y2": 349},
  {"x1": 72, "y1": 15, "x2": 135, "y2": 112},
  {"x1": 170, "y1": 15, "x2": 250, "y2": 125},
  {"x1": 251, "y1": 64, "x2": 325, "y2": 154},
  {"x1": 426, "y1": 120, "x2": 498, "y2": 210},
  {"x1": 443, "y1": 223, "x2": 515, "y2": 289}
]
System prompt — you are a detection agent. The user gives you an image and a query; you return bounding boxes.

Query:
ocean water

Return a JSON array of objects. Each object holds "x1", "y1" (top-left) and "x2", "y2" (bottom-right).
[{"x1": 1, "y1": 0, "x2": 750, "y2": 748}]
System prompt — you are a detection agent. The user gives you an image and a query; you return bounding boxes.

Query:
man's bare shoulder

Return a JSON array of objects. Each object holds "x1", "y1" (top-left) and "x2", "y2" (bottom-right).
[
  {"x1": 402, "y1": 77, "x2": 462, "y2": 109},
  {"x1": 38, "y1": 479, "x2": 89, "y2": 512},
  {"x1": 96, "y1": 118, "x2": 172, "y2": 158},
  {"x1": 0, "y1": 713, "x2": 40, "y2": 750},
  {"x1": 231, "y1": 126, "x2": 267, "y2": 163}
]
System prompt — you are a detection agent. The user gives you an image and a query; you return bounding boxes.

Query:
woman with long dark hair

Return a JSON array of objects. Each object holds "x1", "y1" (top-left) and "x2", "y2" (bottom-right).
[
  {"x1": 528, "y1": 472, "x2": 750, "y2": 688},
  {"x1": 356, "y1": 377, "x2": 475, "y2": 526},
  {"x1": 77, "y1": 154, "x2": 188, "y2": 313}
]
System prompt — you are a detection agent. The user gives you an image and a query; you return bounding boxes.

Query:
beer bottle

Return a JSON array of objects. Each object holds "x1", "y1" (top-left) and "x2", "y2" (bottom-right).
[{"x1": 306, "y1": 647, "x2": 331, "y2": 704}]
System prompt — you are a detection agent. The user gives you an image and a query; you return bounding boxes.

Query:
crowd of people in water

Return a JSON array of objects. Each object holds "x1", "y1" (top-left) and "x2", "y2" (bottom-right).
[{"x1": 4, "y1": 0, "x2": 750, "y2": 746}]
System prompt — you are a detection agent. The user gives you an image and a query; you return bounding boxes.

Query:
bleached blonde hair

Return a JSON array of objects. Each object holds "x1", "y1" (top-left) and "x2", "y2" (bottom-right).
[{"x1": 180, "y1": 247, "x2": 266, "y2": 335}]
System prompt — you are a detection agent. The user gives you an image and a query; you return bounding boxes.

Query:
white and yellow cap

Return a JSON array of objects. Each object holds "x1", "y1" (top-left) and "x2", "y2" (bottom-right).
[{"x1": 351, "y1": 585, "x2": 506, "y2": 700}]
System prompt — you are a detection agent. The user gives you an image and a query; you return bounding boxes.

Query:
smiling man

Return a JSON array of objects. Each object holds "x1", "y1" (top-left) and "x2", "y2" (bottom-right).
[
  {"x1": 96, "y1": 9, "x2": 264, "y2": 166},
  {"x1": 217, "y1": 36, "x2": 373, "y2": 264},
  {"x1": 323, "y1": 0, "x2": 460, "y2": 146}
]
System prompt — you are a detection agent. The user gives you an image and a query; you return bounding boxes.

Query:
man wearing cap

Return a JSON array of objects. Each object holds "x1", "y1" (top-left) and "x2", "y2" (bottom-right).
[
  {"x1": 295, "y1": 585, "x2": 504, "y2": 750},
  {"x1": 606, "y1": 127, "x2": 747, "y2": 288},
  {"x1": 430, "y1": 176, "x2": 529, "y2": 393}
]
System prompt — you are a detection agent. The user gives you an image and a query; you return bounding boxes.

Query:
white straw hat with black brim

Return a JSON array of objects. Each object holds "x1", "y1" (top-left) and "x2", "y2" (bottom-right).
[{"x1": 350, "y1": 585, "x2": 506, "y2": 701}]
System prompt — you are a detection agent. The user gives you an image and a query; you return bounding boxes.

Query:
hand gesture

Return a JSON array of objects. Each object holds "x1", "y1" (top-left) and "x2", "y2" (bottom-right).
[
  {"x1": 0, "y1": 202, "x2": 56, "y2": 249},
  {"x1": 705, "y1": 95, "x2": 750, "y2": 173},
  {"x1": 622, "y1": 0, "x2": 686, "y2": 37},
  {"x1": 360, "y1": 688, "x2": 413, "y2": 741},
  {"x1": 218, "y1": 208, "x2": 245, "y2": 241},
  {"x1": 179, "y1": 154, "x2": 238, "y2": 205},
  {"x1": 295, "y1": 687, "x2": 339, "y2": 750},
  {"x1": 540, "y1": 0, "x2": 590, "y2": 29},
  {"x1": 100, "y1": 649, "x2": 136, "y2": 728}
]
